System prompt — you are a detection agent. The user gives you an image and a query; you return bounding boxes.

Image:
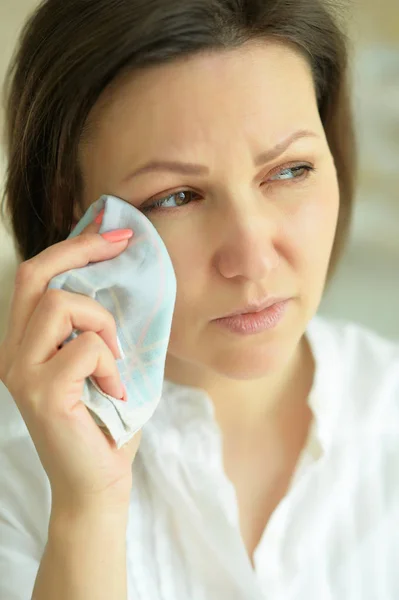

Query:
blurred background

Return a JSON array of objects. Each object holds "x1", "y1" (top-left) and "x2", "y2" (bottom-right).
[{"x1": 0, "y1": 0, "x2": 398, "y2": 341}]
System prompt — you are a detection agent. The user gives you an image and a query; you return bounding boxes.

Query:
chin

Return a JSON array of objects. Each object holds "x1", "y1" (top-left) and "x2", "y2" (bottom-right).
[{"x1": 205, "y1": 340, "x2": 289, "y2": 381}]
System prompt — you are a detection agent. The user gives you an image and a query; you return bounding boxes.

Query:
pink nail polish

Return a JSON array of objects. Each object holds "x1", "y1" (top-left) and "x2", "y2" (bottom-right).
[
  {"x1": 94, "y1": 208, "x2": 105, "y2": 224},
  {"x1": 101, "y1": 229, "x2": 133, "y2": 243},
  {"x1": 120, "y1": 384, "x2": 128, "y2": 402}
]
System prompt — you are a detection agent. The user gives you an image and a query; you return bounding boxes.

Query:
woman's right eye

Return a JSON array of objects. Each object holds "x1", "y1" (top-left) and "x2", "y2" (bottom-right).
[{"x1": 142, "y1": 190, "x2": 199, "y2": 213}]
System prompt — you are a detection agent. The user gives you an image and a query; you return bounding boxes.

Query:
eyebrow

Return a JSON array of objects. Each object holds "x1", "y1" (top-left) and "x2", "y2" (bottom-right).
[{"x1": 123, "y1": 129, "x2": 319, "y2": 181}]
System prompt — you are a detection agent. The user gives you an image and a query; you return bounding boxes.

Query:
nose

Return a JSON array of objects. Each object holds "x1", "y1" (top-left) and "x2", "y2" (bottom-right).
[{"x1": 214, "y1": 202, "x2": 280, "y2": 281}]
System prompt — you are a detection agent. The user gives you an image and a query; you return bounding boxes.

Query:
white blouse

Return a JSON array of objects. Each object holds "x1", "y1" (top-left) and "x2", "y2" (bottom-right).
[{"x1": 1, "y1": 314, "x2": 399, "y2": 599}]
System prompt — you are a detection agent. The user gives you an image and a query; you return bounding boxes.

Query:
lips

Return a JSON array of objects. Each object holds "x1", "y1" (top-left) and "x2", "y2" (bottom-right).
[{"x1": 217, "y1": 297, "x2": 290, "y2": 319}]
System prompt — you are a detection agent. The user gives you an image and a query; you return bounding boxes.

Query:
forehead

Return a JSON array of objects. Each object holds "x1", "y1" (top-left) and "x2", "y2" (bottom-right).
[
  {"x1": 85, "y1": 41, "x2": 317, "y2": 140},
  {"x1": 79, "y1": 41, "x2": 322, "y2": 187}
]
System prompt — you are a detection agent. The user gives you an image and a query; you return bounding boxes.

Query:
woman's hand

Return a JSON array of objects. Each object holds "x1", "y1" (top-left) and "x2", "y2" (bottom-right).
[{"x1": 0, "y1": 212, "x2": 141, "y2": 513}]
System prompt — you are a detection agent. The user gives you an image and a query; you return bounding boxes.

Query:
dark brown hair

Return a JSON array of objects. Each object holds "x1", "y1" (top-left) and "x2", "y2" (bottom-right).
[{"x1": 1, "y1": 0, "x2": 357, "y2": 286}]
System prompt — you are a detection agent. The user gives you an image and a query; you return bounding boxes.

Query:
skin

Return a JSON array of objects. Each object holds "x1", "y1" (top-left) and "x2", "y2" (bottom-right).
[{"x1": 75, "y1": 40, "x2": 340, "y2": 561}]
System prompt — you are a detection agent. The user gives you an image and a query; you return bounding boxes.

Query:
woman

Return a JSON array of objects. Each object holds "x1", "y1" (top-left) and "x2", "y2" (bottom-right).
[{"x1": 0, "y1": 0, "x2": 398, "y2": 598}]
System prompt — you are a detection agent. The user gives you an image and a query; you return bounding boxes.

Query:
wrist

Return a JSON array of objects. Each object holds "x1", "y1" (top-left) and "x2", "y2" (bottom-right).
[
  {"x1": 51, "y1": 477, "x2": 132, "y2": 515},
  {"x1": 48, "y1": 507, "x2": 129, "y2": 551},
  {"x1": 50, "y1": 494, "x2": 130, "y2": 529}
]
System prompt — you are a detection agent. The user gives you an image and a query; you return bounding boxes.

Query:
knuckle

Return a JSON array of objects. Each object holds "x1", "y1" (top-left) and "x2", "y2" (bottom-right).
[
  {"x1": 42, "y1": 288, "x2": 67, "y2": 310},
  {"x1": 80, "y1": 330, "x2": 102, "y2": 349},
  {"x1": 86, "y1": 302, "x2": 117, "y2": 337},
  {"x1": 105, "y1": 310, "x2": 118, "y2": 334},
  {"x1": 76, "y1": 232, "x2": 97, "y2": 251},
  {"x1": 14, "y1": 260, "x2": 36, "y2": 287}
]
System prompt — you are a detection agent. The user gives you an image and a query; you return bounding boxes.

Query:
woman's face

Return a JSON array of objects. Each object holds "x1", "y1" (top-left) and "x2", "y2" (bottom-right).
[{"x1": 78, "y1": 41, "x2": 340, "y2": 383}]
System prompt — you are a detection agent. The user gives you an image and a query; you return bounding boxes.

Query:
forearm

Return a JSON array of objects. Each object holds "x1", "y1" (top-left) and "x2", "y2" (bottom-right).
[{"x1": 32, "y1": 502, "x2": 129, "y2": 600}]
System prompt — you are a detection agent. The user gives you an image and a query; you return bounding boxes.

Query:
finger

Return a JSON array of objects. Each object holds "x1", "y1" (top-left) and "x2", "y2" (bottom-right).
[
  {"x1": 77, "y1": 207, "x2": 105, "y2": 235},
  {"x1": 5, "y1": 218, "x2": 131, "y2": 352},
  {"x1": 44, "y1": 331, "x2": 125, "y2": 408},
  {"x1": 19, "y1": 289, "x2": 121, "y2": 365}
]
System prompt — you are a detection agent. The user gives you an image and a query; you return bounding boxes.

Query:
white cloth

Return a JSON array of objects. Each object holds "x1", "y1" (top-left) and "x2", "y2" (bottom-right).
[
  {"x1": 0, "y1": 314, "x2": 399, "y2": 599},
  {"x1": 48, "y1": 194, "x2": 177, "y2": 449}
]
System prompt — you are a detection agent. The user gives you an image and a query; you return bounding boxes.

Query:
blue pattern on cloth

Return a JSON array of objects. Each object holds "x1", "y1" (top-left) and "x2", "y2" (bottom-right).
[{"x1": 48, "y1": 195, "x2": 177, "y2": 449}]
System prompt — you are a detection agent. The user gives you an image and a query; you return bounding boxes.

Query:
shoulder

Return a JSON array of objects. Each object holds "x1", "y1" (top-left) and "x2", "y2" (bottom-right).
[{"x1": 307, "y1": 314, "x2": 399, "y2": 435}]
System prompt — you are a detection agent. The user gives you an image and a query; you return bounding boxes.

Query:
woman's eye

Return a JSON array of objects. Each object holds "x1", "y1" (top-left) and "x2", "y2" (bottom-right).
[
  {"x1": 269, "y1": 164, "x2": 314, "y2": 181},
  {"x1": 142, "y1": 191, "x2": 199, "y2": 213},
  {"x1": 141, "y1": 164, "x2": 315, "y2": 213}
]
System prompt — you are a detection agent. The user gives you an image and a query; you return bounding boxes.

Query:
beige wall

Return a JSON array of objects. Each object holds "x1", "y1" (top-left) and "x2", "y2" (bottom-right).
[
  {"x1": 0, "y1": 2, "x2": 39, "y2": 336},
  {"x1": 0, "y1": 1, "x2": 398, "y2": 340},
  {"x1": 0, "y1": 0, "x2": 38, "y2": 167},
  {"x1": 318, "y1": 0, "x2": 399, "y2": 339}
]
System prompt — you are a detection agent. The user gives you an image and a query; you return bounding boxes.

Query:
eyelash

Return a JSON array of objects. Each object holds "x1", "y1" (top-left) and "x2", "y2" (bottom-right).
[{"x1": 141, "y1": 163, "x2": 316, "y2": 214}]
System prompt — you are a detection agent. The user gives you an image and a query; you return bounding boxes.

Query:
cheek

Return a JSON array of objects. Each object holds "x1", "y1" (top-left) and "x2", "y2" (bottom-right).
[
  {"x1": 162, "y1": 234, "x2": 208, "y2": 352},
  {"x1": 157, "y1": 226, "x2": 206, "y2": 318},
  {"x1": 286, "y1": 174, "x2": 340, "y2": 276}
]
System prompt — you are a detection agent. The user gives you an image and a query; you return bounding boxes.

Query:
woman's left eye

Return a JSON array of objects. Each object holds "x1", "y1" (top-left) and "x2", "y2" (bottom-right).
[
  {"x1": 141, "y1": 163, "x2": 315, "y2": 213},
  {"x1": 269, "y1": 164, "x2": 315, "y2": 181}
]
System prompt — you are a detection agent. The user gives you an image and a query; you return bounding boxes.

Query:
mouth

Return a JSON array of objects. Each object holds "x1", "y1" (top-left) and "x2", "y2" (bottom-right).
[{"x1": 215, "y1": 296, "x2": 291, "y2": 319}]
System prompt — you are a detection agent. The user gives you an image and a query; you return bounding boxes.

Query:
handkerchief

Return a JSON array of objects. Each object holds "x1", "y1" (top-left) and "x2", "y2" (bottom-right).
[{"x1": 48, "y1": 194, "x2": 177, "y2": 449}]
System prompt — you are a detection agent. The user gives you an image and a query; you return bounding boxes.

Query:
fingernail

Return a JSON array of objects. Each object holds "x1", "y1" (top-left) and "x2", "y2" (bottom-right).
[
  {"x1": 94, "y1": 208, "x2": 105, "y2": 224},
  {"x1": 101, "y1": 229, "x2": 134, "y2": 243},
  {"x1": 120, "y1": 384, "x2": 128, "y2": 402}
]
